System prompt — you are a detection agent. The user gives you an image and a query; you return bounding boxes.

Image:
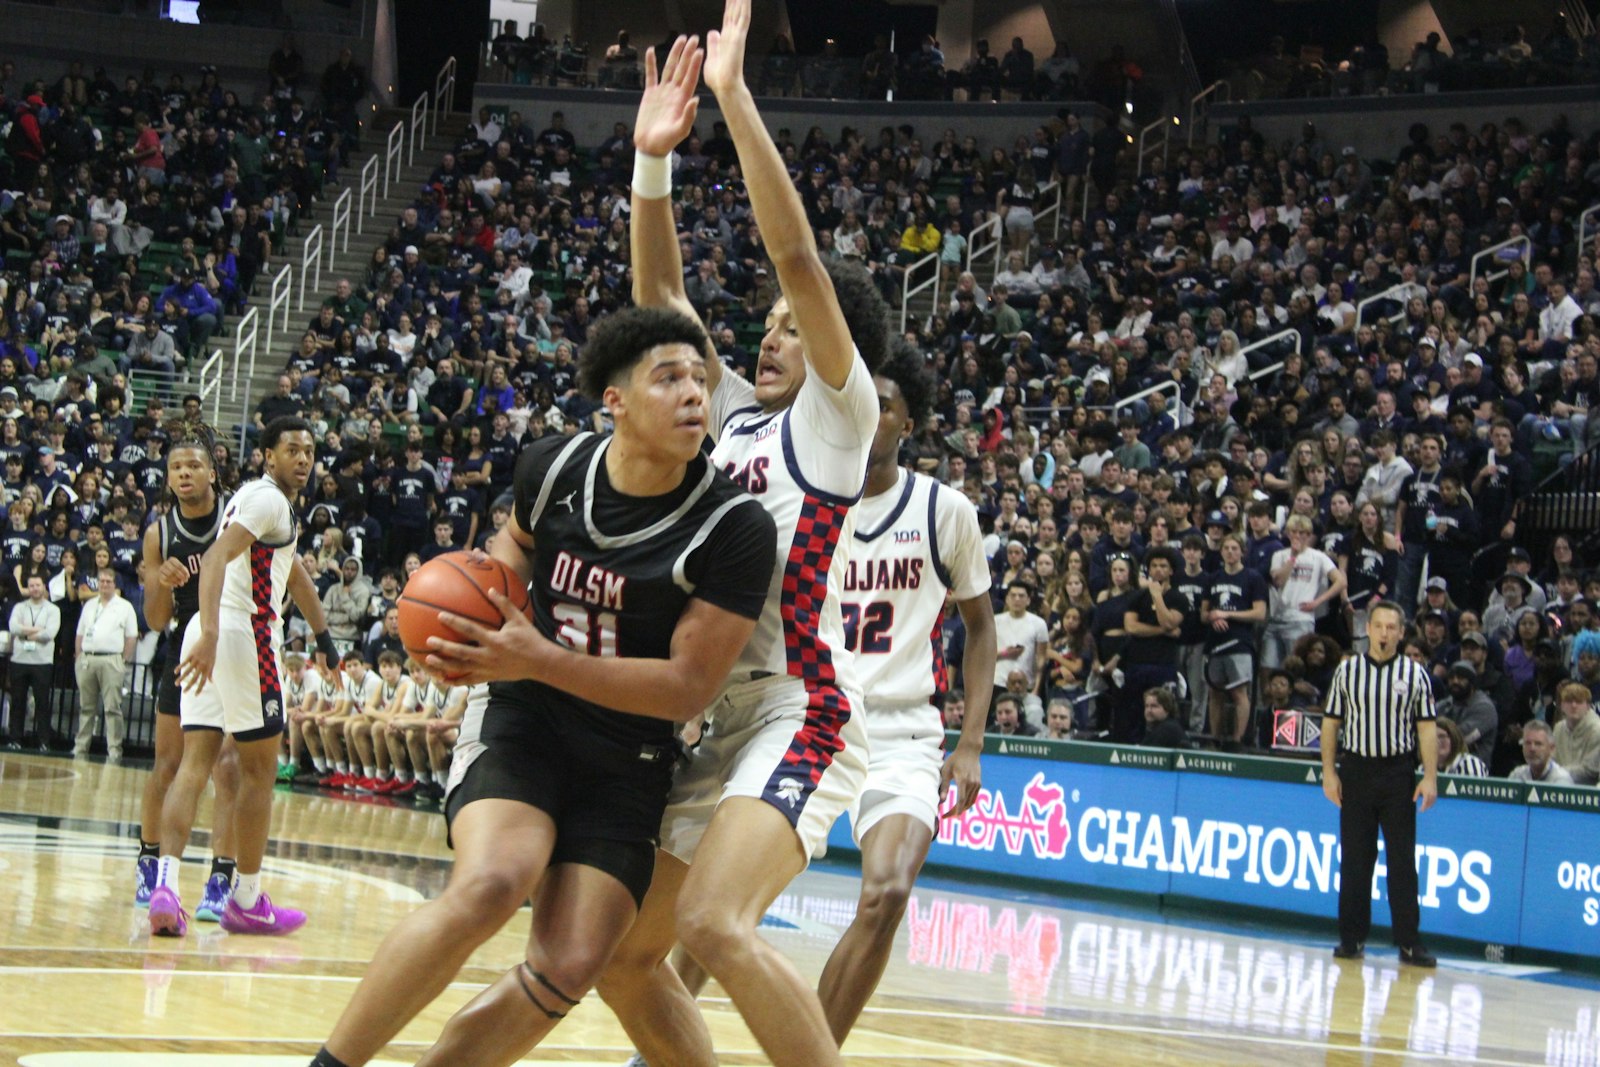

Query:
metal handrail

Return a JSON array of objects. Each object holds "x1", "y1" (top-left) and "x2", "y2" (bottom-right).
[
  {"x1": 1242, "y1": 326, "x2": 1307, "y2": 384},
  {"x1": 408, "y1": 90, "x2": 428, "y2": 167},
  {"x1": 1186, "y1": 80, "x2": 1229, "y2": 147},
  {"x1": 357, "y1": 155, "x2": 379, "y2": 233},
  {"x1": 433, "y1": 56, "x2": 457, "y2": 136},
  {"x1": 231, "y1": 306, "x2": 258, "y2": 403},
  {"x1": 1579, "y1": 203, "x2": 1600, "y2": 263},
  {"x1": 1081, "y1": 170, "x2": 1093, "y2": 222},
  {"x1": 1354, "y1": 282, "x2": 1418, "y2": 330},
  {"x1": 1112, "y1": 377, "x2": 1185, "y2": 424},
  {"x1": 265, "y1": 263, "x2": 293, "y2": 354},
  {"x1": 1520, "y1": 437, "x2": 1600, "y2": 562},
  {"x1": 1559, "y1": 0, "x2": 1596, "y2": 42},
  {"x1": 1469, "y1": 234, "x2": 1531, "y2": 291},
  {"x1": 330, "y1": 186, "x2": 353, "y2": 255},
  {"x1": 1136, "y1": 116, "x2": 1176, "y2": 178},
  {"x1": 1033, "y1": 179, "x2": 1063, "y2": 244},
  {"x1": 899, "y1": 250, "x2": 940, "y2": 335},
  {"x1": 966, "y1": 212, "x2": 1003, "y2": 280},
  {"x1": 198, "y1": 347, "x2": 225, "y2": 425},
  {"x1": 383, "y1": 119, "x2": 405, "y2": 200},
  {"x1": 298, "y1": 223, "x2": 325, "y2": 311}
]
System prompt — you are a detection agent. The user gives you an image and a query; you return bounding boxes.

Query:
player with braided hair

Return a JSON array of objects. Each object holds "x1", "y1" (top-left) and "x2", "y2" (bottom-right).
[{"x1": 134, "y1": 419, "x2": 240, "y2": 922}]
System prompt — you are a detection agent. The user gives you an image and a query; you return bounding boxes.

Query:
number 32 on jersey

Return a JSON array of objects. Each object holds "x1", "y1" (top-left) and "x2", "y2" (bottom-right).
[{"x1": 841, "y1": 601, "x2": 893, "y2": 654}]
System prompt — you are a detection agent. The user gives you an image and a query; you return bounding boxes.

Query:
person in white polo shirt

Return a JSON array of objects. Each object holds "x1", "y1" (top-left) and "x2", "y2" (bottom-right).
[{"x1": 74, "y1": 565, "x2": 139, "y2": 761}]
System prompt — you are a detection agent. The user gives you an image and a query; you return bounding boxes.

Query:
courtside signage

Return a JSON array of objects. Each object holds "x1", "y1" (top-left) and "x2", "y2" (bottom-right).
[{"x1": 828, "y1": 744, "x2": 1559, "y2": 952}]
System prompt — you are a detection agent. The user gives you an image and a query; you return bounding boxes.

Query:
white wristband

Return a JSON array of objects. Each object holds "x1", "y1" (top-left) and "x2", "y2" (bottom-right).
[{"x1": 632, "y1": 152, "x2": 672, "y2": 200}]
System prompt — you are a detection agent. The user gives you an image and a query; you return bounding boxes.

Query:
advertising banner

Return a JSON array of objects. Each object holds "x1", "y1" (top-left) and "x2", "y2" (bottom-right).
[
  {"x1": 827, "y1": 736, "x2": 1567, "y2": 955},
  {"x1": 826, "y1": 740, "x2": 1178, "y2": 895},
  {"x1": 1169, "y1": 770, "x2": 1529, "y2": 944},
  {"x1": 1519, "y1": 784, "x2": 1600, "y2": 956}
]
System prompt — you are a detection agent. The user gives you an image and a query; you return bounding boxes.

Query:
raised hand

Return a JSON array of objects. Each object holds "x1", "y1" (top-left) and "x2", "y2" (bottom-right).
[
  {"x1": 634, "y1": 35, "x2": 703, "y2": 158},
  {"x1": 703, "y1": 0, "x2": 751, "y2": 97}
]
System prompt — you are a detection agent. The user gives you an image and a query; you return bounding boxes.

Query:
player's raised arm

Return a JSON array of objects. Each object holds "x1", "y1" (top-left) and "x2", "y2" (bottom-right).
[
  {"x1": 703, "y1": 0, "x2": 854, "y2": 389},
  {"x1": 630, "y1": 37, "x2": 722, "y2": 386}
]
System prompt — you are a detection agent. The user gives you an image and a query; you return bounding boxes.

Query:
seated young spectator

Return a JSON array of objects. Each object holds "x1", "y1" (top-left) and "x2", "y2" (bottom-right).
[{"x1": 1552, "y1": 680, "x2": 1600, "y2": 785}]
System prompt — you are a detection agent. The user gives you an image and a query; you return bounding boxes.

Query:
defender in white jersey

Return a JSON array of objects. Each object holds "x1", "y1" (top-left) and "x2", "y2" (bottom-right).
[
  {"x1": 819, "y1": 345, "x2": 996, "y2": 1038},
  {"x1": 597, "y1": 18, "x2": 893, "y2": 1067},
  {"x1": 151, "y1": 417, "x2": 336, "y2": 938}
]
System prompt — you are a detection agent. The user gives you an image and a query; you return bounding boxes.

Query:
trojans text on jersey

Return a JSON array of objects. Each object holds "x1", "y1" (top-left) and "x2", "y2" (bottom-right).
[{"x1": 841, "y1": 556, "x2": 924, "y2": 593}]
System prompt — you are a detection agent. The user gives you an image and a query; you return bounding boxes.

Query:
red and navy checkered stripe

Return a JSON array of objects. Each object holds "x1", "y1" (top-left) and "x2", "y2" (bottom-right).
[
  {"x1": 252, "y1": 612, "x2": 284, "y2": 729},
  {"x1": 249, "y1": 542, "x2": 277, "y2": 621},
  {"x1": 764, "y1": 495, "x2": 852, "y2": 822},
  {"x1": 780, "y1": 496, "x2": 845, "y2": 685},
  {"x1": 249, "y1": 543, "x2": 283, "y2": 729},
  {"x1": 929, "y1": 613, "x2": 948, "y2": 702},
  {"x1": 761, "y1": 684, "x2": 853, "y2": 826}
]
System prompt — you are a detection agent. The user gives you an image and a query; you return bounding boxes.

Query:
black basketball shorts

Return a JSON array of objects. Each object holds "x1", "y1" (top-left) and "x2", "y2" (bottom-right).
[{"x1": 445, "y1": 698, "x2": 676, "y2": 907}]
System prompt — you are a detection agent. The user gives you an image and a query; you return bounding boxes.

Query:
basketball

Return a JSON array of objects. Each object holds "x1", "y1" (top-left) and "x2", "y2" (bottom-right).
[{"x1": 396, "y1": 551, "x2": 532, "y2": 661}]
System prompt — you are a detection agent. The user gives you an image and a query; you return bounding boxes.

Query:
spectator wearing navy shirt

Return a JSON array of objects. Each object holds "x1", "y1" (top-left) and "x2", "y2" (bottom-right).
[
  {"x1": 387, "y1": 442, "x2": 435, "y2": 565},
  {"x1": 437, "y1": 467, "x2": 481, "y2": 548}
]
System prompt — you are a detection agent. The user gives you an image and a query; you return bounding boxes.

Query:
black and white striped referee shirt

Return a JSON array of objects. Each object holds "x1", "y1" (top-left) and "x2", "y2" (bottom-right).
[{"x1": 1323, "y1": 652, "x2": 1437, "y2": 757}]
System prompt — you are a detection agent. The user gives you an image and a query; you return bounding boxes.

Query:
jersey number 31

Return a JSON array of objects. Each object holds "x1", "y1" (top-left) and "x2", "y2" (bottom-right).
[{"x1": 553, "y1": 604, "x2": 618, "y2": 656}]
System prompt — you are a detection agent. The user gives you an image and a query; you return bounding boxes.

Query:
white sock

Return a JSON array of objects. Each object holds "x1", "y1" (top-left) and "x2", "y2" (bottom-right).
[
  {"x1": 417, "y1": 771, "x2": 432, "y2": 784},
  {"x1": 397, "y1": 770, "x2": 412, "y2": 783},
  {"x1": 312, "y1": 756, "x2": 327, "y2": 772},
  {"x1": 157, "y1": 855, "x2": 182, "y2": 893},
  {"x1": 233, "y1": 870, "x2": 261, "y2": 909},
  {"x1": 363, "y1": 766, "x2": 375, "y2": 778},
  {"x1": 278, "y1": 754, "x2": 290, "y2": 767},
  {"x1": 335, "y1": 761, "x2": 348, "y2": 774}
]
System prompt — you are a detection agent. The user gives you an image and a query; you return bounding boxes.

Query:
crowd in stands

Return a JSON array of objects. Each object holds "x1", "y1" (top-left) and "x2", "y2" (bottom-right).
[
  {"x1": 486, "y1": 23, "x2": 1096, "y2": 105},
  {"x1": 0, "y1": 42, "x2": 369, "y2": 748},
  {"x1": 1224, "y1": 23, "x2": 1600, "y2": 100},
  {"x1": 4, "y1": 36, "x2": 1600, "y2": 795},
  {"x1": 489, "y1": 19, "x2": 1600, "y2": 110},
  {"x1": 249, "y1": 82, "x2": 1600, "y2": 794}
]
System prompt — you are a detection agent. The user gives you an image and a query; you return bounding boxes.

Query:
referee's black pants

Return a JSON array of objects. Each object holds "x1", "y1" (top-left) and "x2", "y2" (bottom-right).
[{"x1": 1337, "y1": 752, "x2": 1422, "y2": 949}]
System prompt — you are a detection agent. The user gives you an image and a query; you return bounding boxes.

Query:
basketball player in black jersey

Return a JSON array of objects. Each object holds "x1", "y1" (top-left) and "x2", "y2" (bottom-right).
[
  {"x1": 134, "y1": 422, "x2": 240, "y2": 922},
  {"x1": 309, "y1": 308, "x2": 776, "y2": 1067}
]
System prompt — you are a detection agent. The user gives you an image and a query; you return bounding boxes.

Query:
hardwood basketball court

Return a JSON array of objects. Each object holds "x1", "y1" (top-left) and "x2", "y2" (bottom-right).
[{"x1": 1, "y1": 753, "x2": 1595, "y2": 1065}]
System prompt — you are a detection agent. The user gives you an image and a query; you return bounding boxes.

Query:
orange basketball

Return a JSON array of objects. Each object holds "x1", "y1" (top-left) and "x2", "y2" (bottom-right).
[{"x1": 397, "y1": 551, "x2": 532, "y2": 662}]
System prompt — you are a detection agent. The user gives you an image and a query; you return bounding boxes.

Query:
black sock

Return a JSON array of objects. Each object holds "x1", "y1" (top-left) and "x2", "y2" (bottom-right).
[
  {"x1": 310, "y1": 1047, "x2": 352, "y2": 1067},
  {"x1": 138, "y1": 841, "x2": 159, "y2": 860},
  {"x1": 211, "y1": 856, "x2": 237, "y2": 882}
]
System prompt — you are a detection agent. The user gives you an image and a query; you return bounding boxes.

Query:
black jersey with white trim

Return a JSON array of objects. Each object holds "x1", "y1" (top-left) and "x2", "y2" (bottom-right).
[
  {"x1": 159, "y1": 495, "x2": 225, "y2": 636},
  {"x1": 494, "y1": 433, "x2": 776, "y2": 749}
]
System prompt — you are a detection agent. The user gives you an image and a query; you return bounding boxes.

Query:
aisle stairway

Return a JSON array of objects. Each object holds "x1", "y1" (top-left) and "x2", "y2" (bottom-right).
[{"x1": 173, "y1": 109, "x2": 469, "y2": 441}]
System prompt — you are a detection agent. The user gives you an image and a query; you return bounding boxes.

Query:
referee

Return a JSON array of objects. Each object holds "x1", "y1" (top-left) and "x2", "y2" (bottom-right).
[{"x1": 1320, "y1": 599, "x2": 1438, "y2": 967}]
